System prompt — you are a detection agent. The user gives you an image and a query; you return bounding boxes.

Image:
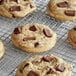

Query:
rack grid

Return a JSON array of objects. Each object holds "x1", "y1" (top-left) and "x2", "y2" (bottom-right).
[{"x1": 0, "y1": 0, "x2": 76, "y2": 76}]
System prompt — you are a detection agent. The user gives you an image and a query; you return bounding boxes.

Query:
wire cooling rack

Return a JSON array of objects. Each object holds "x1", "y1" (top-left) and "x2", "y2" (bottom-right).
[{"x1": 0, "y1": 0, "x2": 76, "y2": 76}]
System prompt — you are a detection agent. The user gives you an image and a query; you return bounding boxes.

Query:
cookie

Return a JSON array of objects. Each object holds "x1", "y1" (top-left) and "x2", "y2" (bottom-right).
[
  {"x1": 16, "y1": 54, "x2": 72, "y2": 76},
  {"x1": 0, "y1": 41, "x2": 5, "y2": 59},
  {"x1": 0, "y1": 0, "x2": 36, "y2": 18},
  {"x1": 11, "y1": 23, "x2": 57, "y2": 53},
  {"x1": 68, "y1": 26, "x2": 76, "y2": 46},
  {"x1": 47, "y1": 0, "x2": 76, "y2": 20}
]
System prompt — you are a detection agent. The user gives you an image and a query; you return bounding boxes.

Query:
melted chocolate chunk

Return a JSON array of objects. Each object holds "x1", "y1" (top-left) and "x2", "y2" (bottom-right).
[
  {"x1": 10, "y1": 0, "x2": 18, "y2": 2},
  {"x1": 43, "y1": 29, "x2": 52, "y2": 37},
  {"x1": 47, "y1": 68, "x2": 55, "y2": 74},
  {"x1": 56, "y1": 64, "x2": 65, "y2": 72},
  {"x1": 20, "y1": 63, "x2": 29, "y2": 73},
  {"x1": 29, "y1": 25, "x2": 37, "y2": 31},
  {"x1": 24, "y1": 0, "x2": 29, "y2": 1},
  {"x1": 14, "y1": 26, "x2": 22, "y2": 34},
  {"x1": 34, "y1": 42, "x2": 39, "y2": 47},
  {"x1": 0, "y1": 0, "x2": 3, "y2": 4},
  {"x1": 23, "y1": 37, "x2": 36, "y2": 41},
  {"x1": 64, "y1": 10, "x2": 76, "y2": 16},
  {"x1": 73, "y1": 27, "x2": 76, "y2": 30},
  {"x1": 42, "y1": 55, "x2": 52, "y2": 62},
  {"x1": 9, "y1": 6, "x2": 21, "y2": 11},
  {"x1": 12, "y1": 14, "x2": 15, "y2": 18},
  {"x1": 30, "y1": 4, "x2": 34, "y2": 8},
  {"x1": 57, "y1": 1, "x2": 69, "y2": 8},
  {"x1": 27, "y1": 71, "x2": 39, "y2": 76}
]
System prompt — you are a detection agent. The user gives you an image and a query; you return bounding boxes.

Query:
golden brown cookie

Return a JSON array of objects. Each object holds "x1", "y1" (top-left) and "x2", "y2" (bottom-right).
[
  {"x1": 0, "y1": 41, "x2": 5, "y2": 59},
  {"x1": 16, "y1": 54, "x2": 72, "y2": 76},
  {"x1": 0, "y1": 0, "x2": 36, "y2": 18},
  {"x1": 47, "y1": 0, "x2": 76, "y2": 21},
  {"x1": 68, "y1": 26, "x2": 76, "y2": 46},
  {"x1": 11, "y1": 23, "x2": 57, "y2": 53}
]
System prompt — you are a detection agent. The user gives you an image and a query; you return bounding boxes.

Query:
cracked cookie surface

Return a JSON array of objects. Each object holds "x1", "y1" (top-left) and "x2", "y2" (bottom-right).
[
  {"x1": 11, "y1": 23, "x2": 57, "y2": 53},
  {"x1": 16, "y1": 54, "x2": 72, "y2": 76},
  {"x1": 0, "y1": 0, "x2": 36, "y2": 18},
  {"x1": 47, "y1": 0, "x2": 76, "y2": 20}
]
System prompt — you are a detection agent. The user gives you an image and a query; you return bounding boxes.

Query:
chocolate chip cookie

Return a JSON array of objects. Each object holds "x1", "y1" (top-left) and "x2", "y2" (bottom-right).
[
  {"x1": 47, "y1": 0, "x2": 76, "y2": 20},
  {"x1": 11, "y1": 23, "x2": 57, "y2": 53},
  {"x1": 0, "y1": 41, "x2": 5, "y2": 59},
  {"x1": 0, "y1": 0, "x2": 36, "y2": 18},
  {"x1": 16, "y1": 54, "x2": 72, "y2": 76},
  {"x1": 68, "y1": 26, "x2": 76, "y2": 46}
]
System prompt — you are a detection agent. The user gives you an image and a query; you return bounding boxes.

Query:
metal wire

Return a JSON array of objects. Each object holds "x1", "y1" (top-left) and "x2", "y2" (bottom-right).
[{"x1": 0, "y1": 0, "x2": 76, "y2": 76}]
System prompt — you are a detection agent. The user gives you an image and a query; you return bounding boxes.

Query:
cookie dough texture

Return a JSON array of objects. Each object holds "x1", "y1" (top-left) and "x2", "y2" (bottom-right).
[
  {"x1": 0, "y1": 41, "x2": 5, "y2": 59},
  {"x1": 68, "y1": 26, "x2": 76, "y2": 46},
  {"x1": 47, "y1": 0, "x2": 76, "y2": 20},
  {"x1": 11, "y1": 23, "x2": 57, "y2": 53},
  {"x1": 16, "y1": 54, "x2": 72, "y2": 76},
  {"x1": 0, "y1": 0, "x2": 36, "y2": 18}
]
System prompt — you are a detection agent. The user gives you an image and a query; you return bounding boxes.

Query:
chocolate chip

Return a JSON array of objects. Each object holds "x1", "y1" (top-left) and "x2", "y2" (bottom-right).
[
  {"x1": 64, "y1": 10, "x2": 76, "y2": 16},
  {"x1": 0, "y1": 0, "x2": 3, "y2": 4},
  {"x1": 9, "y1": 6, "x2": 21, "y2": 11},
  {"x1": 10, "y1": 0, "x2": 18, "y2": 2},
  {"x1": 30, "y1": 4, "x2": 34, "y2": 8},
  {"x1": 32, "y1": 60, "x2": 42, "y2": 64},
  {"x1": 43, "y1": 29, "x2": 52, "y2": 37},
  {"x1": 12, "y1": 14, "x2": 15, "y2": 18},
  {"x1": 23, "y1": 37, "x2": 36, "y2": 41},
  {"x1": 56, "y1": 64, "x2": 65, "y2": 72},
  {"x1": 42, "y1": 55, "x2": 52, "y2": 62},
  {"x1": 20, "y1": 63, "x2": 29, "y2": 73},
  {"x1": 29, "y1": 25, "x2": 37, "y2": 31},
  {"x1": 0, "y1": 0, "x2": 2, "y2": 2},
  {"x1": 24, "y1": 0, "x2": 28, "y2": 1},
  {"x1": 14, "y1": 26, "x2": 22, "y2": 34},
  {"x1": 34, "y1": 42, "x2": 39, "y2": 47},
  {"x1": 73, "y1": 27, "x2": 76, "y2": 30},
  {"x1": 27, "y1": 71, "x2": 39, "y2": 76},
  {"x1": 57, "y1": 1, "x2": 69, "y2": 8},
  {"x1": 47, "y1": 68, "x2": 55, "y2": 74}
]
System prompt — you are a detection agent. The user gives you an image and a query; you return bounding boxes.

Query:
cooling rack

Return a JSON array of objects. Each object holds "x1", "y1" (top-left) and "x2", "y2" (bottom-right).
[{"x1": 0, "y1": 0, "x2": 76, "y2": 76}]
